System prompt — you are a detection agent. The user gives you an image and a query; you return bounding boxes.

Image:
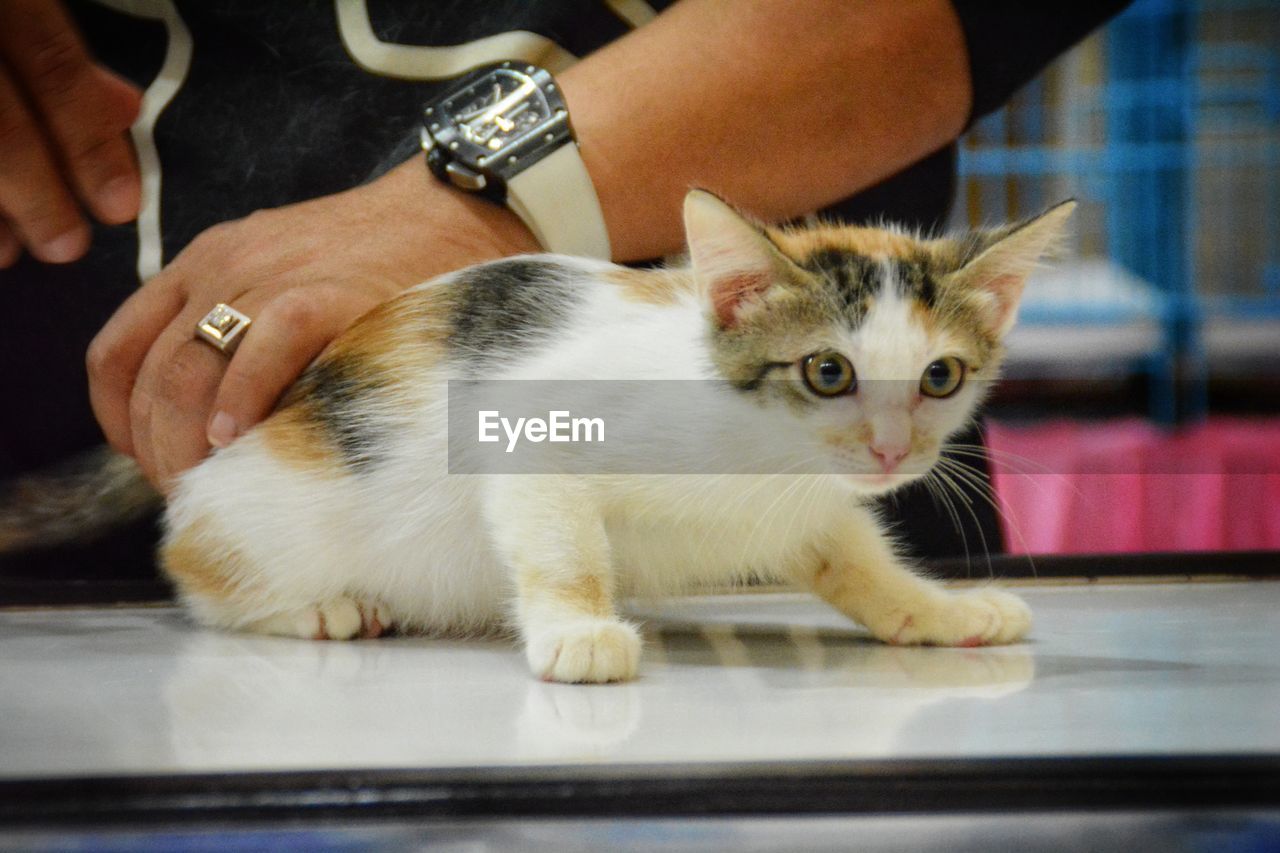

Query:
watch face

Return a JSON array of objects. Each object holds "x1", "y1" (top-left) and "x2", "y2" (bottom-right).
[
  {"x1": 425, "y1": 63, "x2": 571, "y2": 190},
  {"x1": 446, "y1": 68, "x2": 552, "y2": 153}
]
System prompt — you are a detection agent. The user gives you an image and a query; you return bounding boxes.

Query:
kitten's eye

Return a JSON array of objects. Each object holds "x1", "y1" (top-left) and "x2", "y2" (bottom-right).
[
  {"x1": 920, "y1": 356, "x2": 966, "y2": 398},
  {"x1": 802, "y1": 351, "x2": 857, "y2": 397}
]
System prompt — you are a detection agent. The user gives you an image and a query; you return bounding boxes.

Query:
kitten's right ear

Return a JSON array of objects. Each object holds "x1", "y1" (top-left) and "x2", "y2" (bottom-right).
[{"x1": 684, "y1": 189, "x2": 800, "y2": 329}]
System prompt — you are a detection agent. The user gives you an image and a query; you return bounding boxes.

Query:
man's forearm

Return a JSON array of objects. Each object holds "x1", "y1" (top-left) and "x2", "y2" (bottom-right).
[{"x1": 561, "y1": 0, "x2": 973, "y2": 262}]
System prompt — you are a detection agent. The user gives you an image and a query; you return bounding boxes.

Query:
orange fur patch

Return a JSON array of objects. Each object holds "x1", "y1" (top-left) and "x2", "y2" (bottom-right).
[
  {"x1": 323, "y1": 285, "x2": 452, "y2": 378},
  {"x1": 910, "y1": 430, "x2": 938, "y2": 458},
  {"x1": 605, "y1": 267, "x2": 692, "y2": 305},
  {"x1": 161, "y1": 516, "x2": 243, "y2": 604},
  {"x1": 519, "y1": 568, "x2": 613, "y2": 618},
  {"x1": 257, "y1": 406, "x2": 337, "y2": 471},
  {"x1": 770, "y1": 224, "x2": 920, "y2": 261},
  {"x1": 572, "y1": 575, "x2": 610, "y2": 615}
]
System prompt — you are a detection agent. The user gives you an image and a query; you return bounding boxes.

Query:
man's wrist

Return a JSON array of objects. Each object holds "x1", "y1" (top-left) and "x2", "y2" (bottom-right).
[
  {"x1": 369, "y1": 158, "x2": 542, "y2": 276},
  {"x1": 417, "y1": 62, "x2": 611, "y2": 260}
]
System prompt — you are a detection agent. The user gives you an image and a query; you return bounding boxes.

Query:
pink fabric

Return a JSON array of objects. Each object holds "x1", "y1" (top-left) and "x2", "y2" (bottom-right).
[{"x1": 985, "y1": 418, "x2": 1280, "y2": 554}]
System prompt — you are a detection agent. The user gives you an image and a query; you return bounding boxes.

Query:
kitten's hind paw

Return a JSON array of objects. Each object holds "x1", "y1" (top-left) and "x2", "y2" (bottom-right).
[
  {"x1": 880, "y1": 588, "x2": 1031, "y2": 648},
  {"x1": 525, "y1": 619, "x2": 642, "y2": 684},
  {"x1": 249, "y1": 598, "x2": 393, "y2": 641}
]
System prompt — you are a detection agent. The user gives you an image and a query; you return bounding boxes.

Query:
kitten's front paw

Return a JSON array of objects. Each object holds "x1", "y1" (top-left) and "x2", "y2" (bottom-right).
[
  {"x1": 525, "y1": 619, "x2": 642, "y2": 684},
  {"x1": 880, "y1": 588, "x2": 1031, "y2": 647}
]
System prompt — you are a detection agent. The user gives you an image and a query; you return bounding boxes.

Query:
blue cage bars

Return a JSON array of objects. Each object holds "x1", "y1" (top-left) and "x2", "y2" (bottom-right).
[{"x1": 957, "y1": 0, "x2": 1280, "y2": 421}]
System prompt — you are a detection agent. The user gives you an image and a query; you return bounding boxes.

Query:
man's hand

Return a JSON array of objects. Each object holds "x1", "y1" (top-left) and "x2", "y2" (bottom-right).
[
  {"x1": 86, "y1": 160, "x2": 540, "y2": 490},
  {"x1": 0, "y1": 0, "x2": 142, "y2": 267}
]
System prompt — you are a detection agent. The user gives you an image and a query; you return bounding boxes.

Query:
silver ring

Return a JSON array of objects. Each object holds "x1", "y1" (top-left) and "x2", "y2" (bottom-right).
[{"x1": 194, "y1": 303, "x2": 252, "y2": 355}]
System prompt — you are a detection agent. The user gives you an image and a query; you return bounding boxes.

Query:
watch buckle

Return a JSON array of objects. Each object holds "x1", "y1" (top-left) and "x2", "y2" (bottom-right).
[{"x1": 445, "y1": 161, "x2": 488, "y2": 191}]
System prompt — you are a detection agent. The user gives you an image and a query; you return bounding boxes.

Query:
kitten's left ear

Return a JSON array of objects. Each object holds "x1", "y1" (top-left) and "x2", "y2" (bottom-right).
[
  {"x1": 954, "y1": 200, "x2": 1077, "y2": 337},
  {"x1": 684, "y1": 189, "x2": 803, "y2": 329}
]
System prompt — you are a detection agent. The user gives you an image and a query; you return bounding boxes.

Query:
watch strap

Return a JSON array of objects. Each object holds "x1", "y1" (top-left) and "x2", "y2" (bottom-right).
[{"x1": 504, "y1": 142, "x2": 611, "y2": 260}]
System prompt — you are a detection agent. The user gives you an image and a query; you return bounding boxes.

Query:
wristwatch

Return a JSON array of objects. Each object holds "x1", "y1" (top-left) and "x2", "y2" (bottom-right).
[{"x1": 421, "y1": 62, "x2": 611, "y2": 260}]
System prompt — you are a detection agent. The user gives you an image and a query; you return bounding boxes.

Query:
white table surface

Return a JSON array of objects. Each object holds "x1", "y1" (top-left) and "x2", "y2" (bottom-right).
[{"x1": 2, "y1": 582, "x2": 1278, "y2": 779}]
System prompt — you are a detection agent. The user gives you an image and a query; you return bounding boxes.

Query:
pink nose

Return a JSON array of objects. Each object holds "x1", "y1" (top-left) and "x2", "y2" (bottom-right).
[{"x1": 871, "y1": 446, "x2": 908, "y2": 473}]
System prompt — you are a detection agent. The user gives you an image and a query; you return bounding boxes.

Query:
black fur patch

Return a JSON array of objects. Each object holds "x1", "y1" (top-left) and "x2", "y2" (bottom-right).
[
  {"x1": 799, "y1": 249, "x2": 882, "y2": 324},
  {"x1": 448, "y1": 259, "x2": 583, "y2": 360},
  {"x1": 293, "y1": 357, "x2": 388, "y2": 473},
  {"x1": 801, "y1": 249, "x2": 944, "y2": 319},
  {"x1": 889, "y1": 256, "x2": 939, "y2": 307}
]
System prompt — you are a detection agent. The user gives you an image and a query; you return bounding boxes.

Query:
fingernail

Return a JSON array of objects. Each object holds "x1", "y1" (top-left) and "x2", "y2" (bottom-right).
[
  {"x1": 97, "y1": 175, "x2": 141, "y2": 223},
  {"x1": 39, "y1": 228, "x2": 89, "y2": 264},
  {"x1": 208, "y1": 411, "x2": 238, "y2": 448}
]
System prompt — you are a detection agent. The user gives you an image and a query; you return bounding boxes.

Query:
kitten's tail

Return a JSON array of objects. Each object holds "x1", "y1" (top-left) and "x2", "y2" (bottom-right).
[{"x1": 0, "y1": 447, "x2": 159, "y2": 553}]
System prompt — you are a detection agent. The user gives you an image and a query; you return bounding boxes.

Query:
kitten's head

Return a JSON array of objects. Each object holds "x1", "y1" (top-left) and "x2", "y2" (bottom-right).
[{"x1": 684, "y1": 190, "x2": 1074, "y2": 494}]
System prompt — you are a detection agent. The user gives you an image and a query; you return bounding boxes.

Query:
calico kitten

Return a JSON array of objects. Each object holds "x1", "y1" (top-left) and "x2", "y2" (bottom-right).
[{"x1": 1, "y1": 191, "x2": 1072, "y2": 684}]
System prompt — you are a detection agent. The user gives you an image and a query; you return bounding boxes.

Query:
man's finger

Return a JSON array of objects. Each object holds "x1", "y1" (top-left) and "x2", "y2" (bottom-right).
[
  {"x1": 0, "y1": 65, "x2": 89, "y2": 261},
  {"x1": 130, "y1": 287, "x2": 273, "y2": 488},
  {"x1": 87, "y1": 274, "x2": 187, "y2": 456},
  {"x1": 206, "y1": 288, "x2": 375, "y2": 448},
  {"x1": 0, "y1": 0, "x2": 142, "y2": 225},
  {"x1": 138, "y1": 330, "x2": 228, "y2": 489},
  {"x1": 60, "y1": 67, "x2": 142, "y2": 224}
]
